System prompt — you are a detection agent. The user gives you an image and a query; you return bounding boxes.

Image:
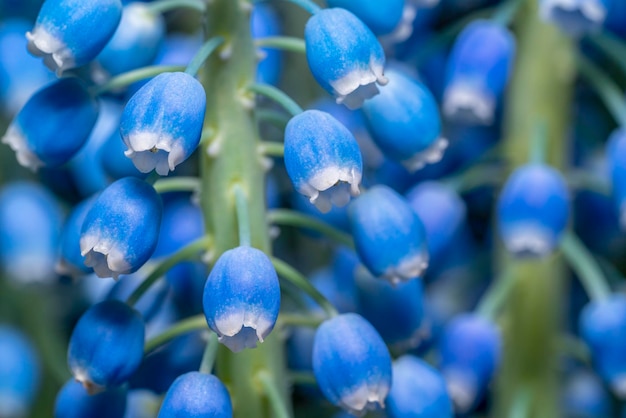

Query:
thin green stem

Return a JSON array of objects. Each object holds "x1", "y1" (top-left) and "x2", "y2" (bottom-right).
[
  {"x1": 577, "y1": 54, "x2": 626, "y2": 127},
  {"x1": 277, "y1": 313, "x2": 324, "y2": 328},
  {"x1": 256, "y1": 371, "x2": 292, "y2": 418},
  {"x1": 553, "y1": 334, "x2": 591, "y2": 365},
  {"x1": 94, "y1": 65, "x2": 185, "y2": 95},
  {"x1": 530, "y1": 120, "x2": 548, "y2": 164},
  {"x1": 254, "y1": 0, "x2": 321, "y2": 14},
  {"x1": 234, "y1": 184, "x2": 252, "y2": 247},
  {"x1": 566, "y1": 169, "x2": 610, "y2": 195},
  {"x1": 199, "y1": 332, "x2": 220, "y2": 374},
  {"x1": 289, "y1": 371, "x2": 317, "y2": 386},
  {"x1": 587, "y1": 31, "x2": 626, "y2": 77},
  {"x1": 476, "y1": 269, "x2": 518, "y2": 320},
  {"x1": 267, "y1": 209, "x2": 353, "y2": 248},
  {"x1": 186, "y1": 36, "x2": 225, "y2": 77},
  {"x1": 144, "y1": 314, "x2": 207, "y2": 354},
  {"x1": 255, "y1": 109, "x2": 290, "y2": 128},
  {"x1": 248, "y1": 83, "x2": 303, "y2": 117},
  {"x1": 127, "y1": 236, "x2": 213, "y2": 306},
  {"x1": 492, "y1": 0, "x2": 524, "y2": 26},
  {"x1": 559, "y1": 230, "x2": 611, "y2": 302},
  {"x1": 255, "y1": 36, "x2": 306, "y2": 53},
  {"x1": 259, "y1": 141, "x2": 285, "y2": 157},
  {"x1": 152, "y1": 176, "x2": 201, "y2": 194},
  {"x1": 270, "y1": 256, "x2": 338, "y2": 318},
  {"x1": 147, "y1": 0, "x2": 206, "y2": 14},
  {"x1": 509, "y1": 386, "x2": 533, "y2": 418}
]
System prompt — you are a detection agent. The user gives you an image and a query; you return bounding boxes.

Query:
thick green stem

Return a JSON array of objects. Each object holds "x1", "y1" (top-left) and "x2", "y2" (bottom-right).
[
  {"x1": 200, "y1": 1, "x2": 289, "y2": 417},
  {"x1": 495, "y1": 1, "x2": 575, "y2": 416}
]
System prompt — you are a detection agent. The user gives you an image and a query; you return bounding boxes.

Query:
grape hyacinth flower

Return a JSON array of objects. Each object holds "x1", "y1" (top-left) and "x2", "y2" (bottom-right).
[
  {"x1": 2, "y1": 78, "x2": 99, "y2": 171},
  {"x1": 326, "y1": 0, "x2": 405, "y2": 36},
  {"x1": 606, "y1": 128, "x2": 626, "y2": 229},
  {"x1": 362, "y1": 68, "x2": 446, "y2": 171},
  {"x1": 580, "y1": 295, "x2": 626, "y2": 398},
  {"x1": 284, "y1": 109, "x2": 363, "y2": 213},
  {"x1": 27, "y1": 0, "x2": 123, "y2": 74},
  {"x1": 443, "y1": 20, "x2": 516, "y2": 125},
  {"x1": 497, "y1": 163, "x2": 569, "y2": 257},
  {"x1": 80, "y1": 177, "x2": 162, "y2": 279},
  {"x1": 305, "y1": 8, "x2": 388, "y2": 109},
  {"x1": 540, "y1": 0, "x2": 611, "y2": 35},
  {"x1": 349, "y1": 185, "x2": 429, "y2": 284},
  {"x1": 68, "y1": 300, "x2": 145, "y2": 392},
  {"x1": 57, "y1": 196, "x2": 96, "y2": 277},
  {"x1": 157, "y1": 372, "x2": 233, "y2": 418},
  {"x1": 54, "y1": 379, "x2": 127, "y2": 418},
  {"x1": 202, "y1": 246, "x2": 280, "y2": 352},
  {"x1": 120, "y1": 72, "x2": 206, "y2": 176},
  {"x1": 313, "y1": 313, "x2": 392, "y2": 416},
  {"x1": 387, "y1": 355, "x2": 454, "y2": 418}
]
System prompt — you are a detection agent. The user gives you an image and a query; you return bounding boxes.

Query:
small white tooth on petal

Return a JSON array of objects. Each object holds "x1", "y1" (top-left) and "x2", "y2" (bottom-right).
[
  {"x1": 402, "y1": 137, "x2": 449, "y2": 172},
  {"x1": 332, "y1": 57, "x2": 388, "y2": 110},
  {"x1": 340, "y1": 383, "x2": 388, "y2": 416},
  {"x1": 125, "y1": 131, "x2": 181, "y2": 175},
  {"x1": 26, "y1": 27, "x2": 75, "y2": 74},
  {"x1": 383, "y1": 251, "x2": 429, "y2": 284},
  {"x1": 443, "y1": 82, "x2": 495, "y2": 125},
  {"x1": 503, "y1": 224, "x2": 554, "y2": 257},
  {"x1": 2, "y1": 124, "x2": 43, "y2": 171}
]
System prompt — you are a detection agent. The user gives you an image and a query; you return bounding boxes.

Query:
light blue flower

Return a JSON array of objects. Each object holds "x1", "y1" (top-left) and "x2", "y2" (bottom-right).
[{"x1": 157, "y1": 372, "x2": 232, "y2": 418}]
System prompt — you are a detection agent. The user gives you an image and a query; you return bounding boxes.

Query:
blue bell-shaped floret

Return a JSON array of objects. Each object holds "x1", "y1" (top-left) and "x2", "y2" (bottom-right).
[
  {"x1": 540, "y1": 0, "x2": 611, "y2": 35},
  {"x1": 497, "y1": 163, "x2": 569, "y2": 257},
  {"x1": 68, "y1": 300, "x2": 145, "y2": 392},
  {"x1": 362, "y1": 68, "x2": 445, "y2": 171},
  {"x1": 57, "y1": 196, "x2": 97, "y2": 278},
  {"x1": 202, "y1": 246, "x2": 280, "y2": 352},
  {"x1": 157, "y1": 372, "x2": 233, "y2": 418},
  {"x1": 27, "y1": 0, "x2": 123, "y2": 74},
  {"x1": 562, "y1": 368, "x2": 613, "y2": 418},
  {"x1": 349, "y1": 185, "x2": 429, "y2": 284},
  {"x1": 443, "y1": 20, "x2": 515, "y2": 126},
  {"x1": 54, "y1": 379, "x2": 127, "y2": 418},
  {"x1": 120, "y1": 72, "x2": 206, "y2": 176},
  {"x1": 387, "y1": 355, "x2": 453, "y2": 418},
  {"x1": 606, "y1": 128, "x2": 626, "y2": 229},
  {"x1": 305, "y1": 8, "x2": 388, "y2": 109},
  {"x1": 313, "y1": 313, "x2": 392, "y2": 416},
  {"x1": 80, "y1": 177, "x2": 162, "y2": 279},
  {"x1": 2, "y1": 78, "x2": 99, "y2": 171},
  {"x1": 326, "y1": 0, "x2": 405, "y2": 36},
  {"x1": 284, "y1": 109, "x2": 363, "y2": 213}
]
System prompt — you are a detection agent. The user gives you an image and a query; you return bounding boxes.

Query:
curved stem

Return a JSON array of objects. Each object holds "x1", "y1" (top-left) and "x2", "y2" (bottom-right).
[
  {"x1": 255, "y1": 109, "x2": 290, "y2": 128},
  {"x1": 289, "y1": 371, "x2": 317, "y2": 386},
  {"x1": 491, "y1": 0, "x2": 524, "y2": 26},
  {"x1": 587, "y1": 31, "x2": 626, "y2": 77},
  {"x1": 277, "y1": 313, "x2": 324, "y2": 328},
  {"x1": 144, "y1": 314, "x2": 207, "y2": 354},
  {"x1": 559, "y1": 230, "x2": 611, "y2": 302},
  {"x1": 254, "y1": 0, "x2": 321, "y2": 15},
  {"x1": 186, "y1": 36, "x2": 226, "y2": 77},
  {"x1": 256, "y1": 370, "x2": 292, "y2": 418},
  {"x1": 529, "y1": 119, "x2": 548, "y2": 164},
  {"x1": 577, "y1": 54, "x2": 626, "y2": 127},
  {"x1": 233, "y1": 184, "x2": 251, "y2": 247},
  {"x1": 259, "y1": 141, "x2": 285, "y2": 157},
  {"x1": 126, "y1": 236, "x2": 213, "y2": 307},
  {"x1": 476, "y1": 269, "x2": 518, "y2": 320},
  {"x1": 255, "y1": 36, "x2": 306, "y2": 53},
  {"x1": 199, "y1": 332, "x2": 219, "y2": 374},
  {"x1": 147, "y1": 0, "x2": 206, "y2": 14},
  {"x1": 267, "y1": 209, "x2": 354, "y2": 248},
  {"x1": 152, "y1": 176, "x2": 201, "y2": 194},
  {"x1": 248, "y1": 83, "x2": 303, "y2": 117},
  {"x1": 270, "y1": 256, "x2": 338, "y2": 318},
  {"x1": 93, "y1": 65, "x2": 185, "y2": 95}
]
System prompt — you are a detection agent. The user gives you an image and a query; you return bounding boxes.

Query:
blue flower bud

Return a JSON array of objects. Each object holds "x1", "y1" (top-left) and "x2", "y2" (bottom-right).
[
  {"x1": 580, "y1": 295, "x2": 626, "y2": 398},
  {"x1": 443, "y1": 20, "x2": 515, "y2": 125},
  {"x1": 157, "y1": 372, "x2": 233, "y2": 418},
  {"x1": 252, "y1": 4, "x2": 283, "y2": 85},
  {"x1": 96, "y1": 3, "x2": 165, "y2": 77},
  {"x1": 439, "y1": 314, "x2": 501, "y2": 414},
  {"x1": 326, "y1": 0, "x2": 405, "y2": 36},
  {"x1": 562, "y1": 368, "x2": 613, "y2": 418},
  {"x1": 540, "y1": 0, "x2": 611, "y2": 35},
  {"x1": 27, "y1": 0, "x2": 123, "y2": 74},
  {"x1": 313, "y1": 313, "x2": 392, "y2": 415},
  {"x1": 68, "y1": 300, "x2": 145, "y2": 392},
  {"x1": 497, "y1": 163, "x2": 569, "y2": 257},
  {"x1": 285, "y1": 109, "x2": 363, "y2": 213},
  {"x1": 349, "y1": 185, "x2": 429, "y2": 284},
  {"x1": 54, "y1": 379, "x2": 127, "y2": 418},
  {"x1": 606, "y1": 128, "x2": 626, "y2": 228},
  {"x1": 362, "y1": 68, "x2": 445, "y2": 171},
  {"x1": 0, "y1": 326, "x2": 40, "y2": 418},
  {"x1": 387, "y1": 355, "x2": 453, "y2": 418},
  {"x1": 80, "y1": 177, "x2": 162, "y2": 279},
  {"x1": 305, "y1": 8, "x2": 388, "y2": 109},
  {"x1": 57, "y1": 196, "x2": 96, "y2": 277},
  {"x1": 120, "y1": 72, "x2": 206, "y2": 176},
  {"x1": 2, "y1": 78, "x2": 99, "y2": 171},
  {"x1": 203, "y1": 246, "x2": 280, "y2": 352}
]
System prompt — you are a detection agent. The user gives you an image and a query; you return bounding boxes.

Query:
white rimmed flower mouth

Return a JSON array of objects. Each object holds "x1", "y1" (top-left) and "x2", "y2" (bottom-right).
[
  {"x1": 298, "y1": 166, "x2": 362, "y2": 213},
  {"x1": 80, "y1": 234, "x2": 132, "y2": 279},
  {"x1": 402, "y1": 137, "x2": 449, "y2": 172},
  {"x1": 540, "y1": 0, "x2": 606, "y2": 35},
  {"x1": 26, "y1": 27, "x2": 75, "y2": 75},
  {"x1": 443, "y1": 82, "x2": 496, "y2": 125},
  {"x1": 124, "y1": 131, "x2": 186, "y2": 176},
  {"x1": 2, "y1": 124, "x2": 44, "y2": 171},
  {"x1": 502, "y1": 224, "x2": 556, "y2": 258},
  {"x1": 383, "y1": 250, "x2": 429, "y2": 285},
  {"x1": 339, "y1": 383, "x2": 388, "y2": 417},
  {"x1": 444, "y1": 369, "x2": 478, "y2": 415},
  {"x1": 214, "y1": 312, "x2": 275, "y2": 353},
  {"x1": 331, "y1": 57, "x2": 388, "y2": 110}
]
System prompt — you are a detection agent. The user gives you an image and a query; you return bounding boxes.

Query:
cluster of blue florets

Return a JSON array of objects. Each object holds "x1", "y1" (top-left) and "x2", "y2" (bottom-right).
[{"x1": 1, "y1": 0, "x2": 626, "y2": 417}]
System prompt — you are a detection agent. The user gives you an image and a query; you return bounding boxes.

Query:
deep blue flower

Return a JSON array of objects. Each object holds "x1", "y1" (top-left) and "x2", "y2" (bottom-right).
[
  {"x1": 387, "y1": 355, "x2": 453, "y2": 418},
  {"x1": 80, "y1": 177, "x2": 162, "y2": 279},
  {"x1": 606, "y1": 128, "x2": 626, "y2": 229},
  {"x1": 54, "y1": 379, "x2": 127, "y2": 418},
  {"x1": 540, "y1": 0, "x2": 611, "y2": 35},
  {"x1": 27, "y1": 0, "x2": 123, "y2": 74},
  {"x1": 326, "y1": 0, "x2": 405, "y2": 36},
  {"x1": 284, "y1": 109, "x2": 363, "y2": 213},
  {"x1": 349, "y1": 185, "x2": 429, "y2": 284},
  {"x1": 443, "y1": 20, "x2": 515, "y2": 125},
  {"x1": 580, "y1": 295, "x2": 626, "y2": 398},
  {"x1": 203, "y1": 246, "x2": 280, "y2": 352},
  {"x1": 2, "y1": 78, "x2": 99, "y2": 171},
  {"x1": 251, "y1": 3, "x2": 283, "y2": 85},
  {"x1": 120, "y1": 72, "x2": 206, "y2": 176},
  {"x1": 305, "y1": 8, "x2": 388, "y2": 109},
  {"x1": 497, "y1": 163, "x2": 569, "y2": 257},
  {"x1": 0, "y1": 326, "x2": 40, "y2": 418},
  {"x1": 439, "y1": 314, "x2": 501, "y2": 414},
  {"x1": 157, "y1": 372, "x2": 233, "y2": 418},
  {"x1": 57, "y1": 196, "x2": 97, "y2": 277},
  {"x1": 362, "y1": 68, "x2": 445, "y2": 171},
  {"x1": 68, "y1": 300, "x2": 144, "y2": 392},
  {"x1": 562, "y1": 368, "x2": 613, "y2": 418},
  {"x1": 313, "y1": 313, "x2": 392, "y2": 415}
]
